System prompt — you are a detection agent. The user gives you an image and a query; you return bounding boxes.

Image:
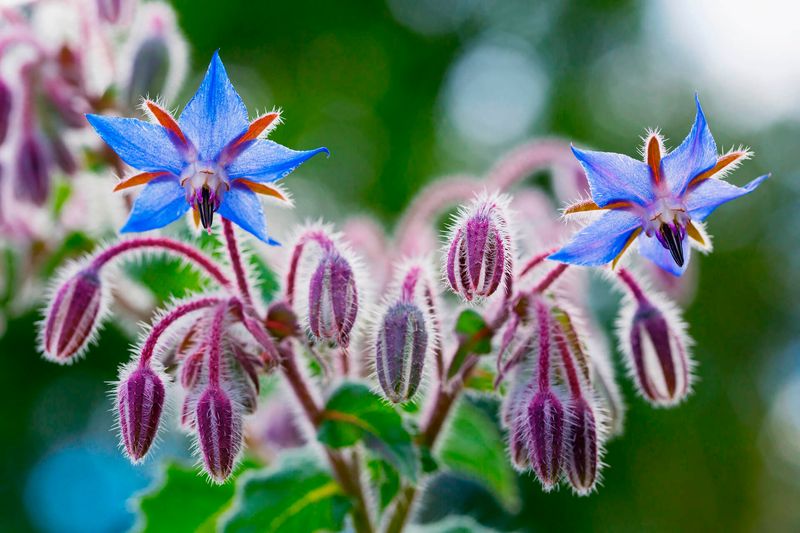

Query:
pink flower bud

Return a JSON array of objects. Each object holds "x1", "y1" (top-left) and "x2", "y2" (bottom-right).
[
  {"x1": 623, "y1": 301, "x2": 692, "y2": 407},
  {"x1": 445, "y1": 194, "x2": 512, "y2": 301},
  {"x1": 564, "y1": 398, "x2": 599, "y2": 495},
  {"x1": 527, "y1": 390, "x2": 565, "y2": 491},
  {"x1": 308, "y1": 251, "x2": 358, "y2": 347},
  {"x1": 375, "y1": 302, "x2": 429, "y2": 403},
  {"x1": 41, "y1": 267, "x2": 106, "y2": 363},
  {"x1": 116, "y1": 364, "x2": 165, "y2": 462},
  {"x1": 16, "y1": 135, "x2": 50, "y2": 206},
  {"x1": 196, "y1": 386, "x2": 242, "y2": 483},
  {"x1": 509, "y1": 414, "x2": 531, "y2": 472}
]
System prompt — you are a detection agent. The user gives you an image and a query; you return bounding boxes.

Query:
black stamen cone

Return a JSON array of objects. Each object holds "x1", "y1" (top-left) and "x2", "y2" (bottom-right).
[
  {"x1": 659, "y1": 223, "x2": 684, "y2": 267},
  {"x1": 198, "y1": 187, "x2": 214, "y2": 229}
]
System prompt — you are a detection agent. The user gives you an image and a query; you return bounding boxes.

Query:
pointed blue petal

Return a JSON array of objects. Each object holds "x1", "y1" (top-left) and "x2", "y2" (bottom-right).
[
  {"x1": 121, "y1": 175, "x2": 189, "y2": 233},
  {"x1": 227, "y1": 141, "x2": 329, "y2": 182},
  {"x1": 86, "y1": 114, "x2": 184, "y2": 174},
  {"x1": 178, "y1": 51, "x2": 249, "y2": 160},
  {"x1": 571, "y1": 146, "x2": 654, "y2": 207},
  {"x1": 549, "y1": 210, "x2": 641, "y2": 266},
  {"x1": 217, "y1": 182, "x2": 276, "y2": 243},
  {"x1": 662, "y1": 96, "x2": 718, "y2": 196},
  {"x1": 638, "y1": 233, "x2": 691, "y2": 277},
  {"x1": 686, "y1": 174, "x2": 768, "y2": 221}
]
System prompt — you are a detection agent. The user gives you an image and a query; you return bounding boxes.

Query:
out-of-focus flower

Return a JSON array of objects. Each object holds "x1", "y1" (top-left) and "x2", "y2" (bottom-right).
[
  {"x1": 87, "y1": 52, "x2": 328, "y2": 242},
  {"x1": 550, "y1": 96, "x2": 768, "y2": 276}
]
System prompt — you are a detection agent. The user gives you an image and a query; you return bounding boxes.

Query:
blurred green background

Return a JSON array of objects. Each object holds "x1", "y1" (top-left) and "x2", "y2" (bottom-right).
[{"x1": 3, "y1": 0, "x2": 800, "y2": 531}]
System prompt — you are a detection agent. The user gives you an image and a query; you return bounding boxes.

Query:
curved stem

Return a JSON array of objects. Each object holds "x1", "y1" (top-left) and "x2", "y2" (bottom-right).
[
  {"x1": 91, "y1": 237, "x2": 232, "y2": 289},
  {"x1": 533, "y1": 263, "x2": 569, "y2": 294},
  {"x1": 285, "y1": 229, "x2": 334, "y2": 306},
  {"x1": 487, "y1": 138, "x2": 580, "y2": 191},
  {"x1": 518, "y1": 248, "x2": 559, "y2": 280},
  {"x1": 534, "y1": 299, "x2": 552, "y2": 392},
  {"x1": 616, "y1": 267, "x2": 649, "y2": 305},
  {"x1": 221, "y1": 218, "x2": 253, "y2": 307},
  {"x1": 138, "y1": 297, "x2": 222, "y2": 368}
]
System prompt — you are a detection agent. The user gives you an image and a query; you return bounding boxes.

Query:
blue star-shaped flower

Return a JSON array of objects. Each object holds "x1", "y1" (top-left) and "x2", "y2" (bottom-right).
[
  {"x1": 86, "y1": 51, "x2": 328, "y2": 244},
  {"x1": 549, "y1": 96, "x2": 768, "y2": 276}
]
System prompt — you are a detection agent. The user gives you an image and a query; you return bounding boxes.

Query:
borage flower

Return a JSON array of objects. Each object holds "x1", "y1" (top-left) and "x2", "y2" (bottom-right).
[
  {"x1": 87, "y1": 51, "x2": 328, "y2": 243},
  {"x1": 550, "y1": 96, "x2": 768, "y2": 276}
]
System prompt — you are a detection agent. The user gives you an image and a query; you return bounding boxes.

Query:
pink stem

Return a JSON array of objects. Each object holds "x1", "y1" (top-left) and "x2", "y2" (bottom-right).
[
  {"x1": 399, "y1": 266, "x2": 421, "y2": 302},
  {"x1": 533, "y1": 263, "x2": 569, "y2": 294},
  {"x1": 518, "y1": 248, "x2": 559, "y2": 279},
  {"x1": 138, "y1": 297, "x2": 222, "y2": 368},
  {"x1": 535, "y1": 299, "x2": 552, "y2": 392},
  {"x1": 285, "y1": 230, "x2": 334, "y2": 306},
  {"x1": 207, "y1": 301, "x2": 229, "y2": 386},
  {"x1": 554, "y1": 322, "x2": 583, "y2": 398},
  {"x1": 487, "y1": 138, "x2": 580, "y2": 191},
  {"x1": 91, "y1": 237, "x2": 232, "y2": 289},
  {"x1": 617, "y1": 267, "x2": 649, "y2": 305},
  {"x1": 221, "y1": 218, "x2": 253, "y2": 307}
]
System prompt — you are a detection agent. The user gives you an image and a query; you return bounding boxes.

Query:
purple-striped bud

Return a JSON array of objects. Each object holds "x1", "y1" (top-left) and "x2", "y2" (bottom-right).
[
  {"x1": 564, "y1": 398, "x2": 599, "y2": 495},
  {"x1": 196, "y1": 386, "x2": 242, "y2": 483},
  {"x1": 527, "y1": 390, "x2": 565, "y2": 490},
  {"x1": 116, "y1": 365, "x2": 165, "y2": 462},
  {"x1": 375, "y1": 302, "x2": 428, "y2": 403},
  {"x1": 308, "y1": 252, "x2": 358, "y2": 347},
  {"x1": 41, "y1": 267, "x2": 105, "y2": 363},
  {"x1": 446, "y1": 194, "x2": 512, "y2": 301},
  {"x1": 16, "y1": 135, "x2": 50, "y2": 205},
  {"x1": 624, "y1": 301, "x2": 692, "y2": 407},
  {"x1": 0, "y1": 78, "x2": 11, "y2": 144}
]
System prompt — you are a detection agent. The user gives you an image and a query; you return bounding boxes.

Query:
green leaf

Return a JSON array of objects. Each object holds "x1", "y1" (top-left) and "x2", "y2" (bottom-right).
[
  {"x1": 366, "y1": 456, "x2": 400, "y2": 512},
  {"x1": 448, "y1": 310, "x2": 493, "y2": 379},
  {"x1": 409, "y1": 515, "x2": 500, "y2": 533},
  {"x1": 124, "y1": 255, "x2": 204, "y2": 303},
  {"x1": 134, "y1": 460, "x2": 255, "y2": 533},
  {"x1": 220, "y1": 450, "x2": 350, "y2": 533},
  {"x1": 318, "y1": 381, "x2": 417, "y2": 481},
  {"x1": 437, "y1": 399, "x2": 520, "y2": 512},
  {"x1": 248, "y1": 252, "x2": 280, "y2": 304}
]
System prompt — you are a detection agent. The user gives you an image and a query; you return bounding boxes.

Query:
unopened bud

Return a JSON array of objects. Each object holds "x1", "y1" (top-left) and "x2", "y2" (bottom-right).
[
  {"x1": 41, "y1": 267, "x2": 105, "y2": 363},
  {"x1": 180, "y1": 348, "x2": 205, "y2": 389},
  {"x1": 446, "y1": 194, "x2": 512, "y2": 301},
  {"x1": 116, "y1": 364, "x2": 165, "y2": 462},
  {"x1": 375, "y1": 302, "x2": 428, "y2": 403},
  {"x1": 308, "y1": 251, "x2": 358, "y2": 347},
  {"x1": 527, "y1": 390, "x2": 565, "y2": 490},
  {"x1": 196, "y1": 386, "x2": 242, "y2": 483},
  {"x1": 625, "y1": 301, "x2": 692, "y2": 407},
  {"x1": 509, "y1": 415, "x2": 531, "y2": 472},
  {"x1": 564, "y1": 398, "x2": 599, "y2": 495},
  {"x1": 16, "y1": 135, "x2": 50, "y2": 205},
  {"x1": 266, "y1": 301, "x2": 300, "y2": 340}
]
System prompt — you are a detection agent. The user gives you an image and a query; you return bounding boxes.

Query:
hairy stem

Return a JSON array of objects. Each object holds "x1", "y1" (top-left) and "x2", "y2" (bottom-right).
[
  {"x1": 616, "y1": 267, "x2": 649, "y2": 305},
  {"x1": 138, "y1": 297, "x2": 222, "y2": 367},
  {"x1": 91, "y1": 237, "x2": 232, "y2": 289},
  {"x1": 221, "y1": 218, "x2": 253, "y2": 307}
]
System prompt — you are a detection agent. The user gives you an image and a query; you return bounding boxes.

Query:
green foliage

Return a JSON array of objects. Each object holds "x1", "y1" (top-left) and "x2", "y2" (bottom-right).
[
  {"x1": 220, "y1": 451, "x2": 350, "y2": 533},
  {"x1": 437, "y1": 399, "x2": 520, "y2": 512},
  {"x1": 409, "y1": 515, "x2": 500, "y2": 533},
  {"x1": 366, "y1": 456, "x2": 401, "y2": 512},
  {"x1": 124, "y1": 255, "x2": 204, "y2": 303},
  {"x1": 318, "y1": 381, "x2": 417, "y2": 481},
  {"x1": 448, "y1": 309, "x2": 493, "y2": 379}
]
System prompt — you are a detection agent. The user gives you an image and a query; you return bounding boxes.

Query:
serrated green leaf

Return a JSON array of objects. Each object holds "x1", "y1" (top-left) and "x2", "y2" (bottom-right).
[
  {"x1": 448, "y1": 310, "x2": 493, "y2": 379},
  {"x1": 248, "y1": 252, "x2": 280, "y2": 304},
  {"x1": 134, "y1": 460, "x2": 255, "y2": 533},
  {"x1": 318, "y1": 381, "x2": 417, "y2": 481},
  {"x1": 437, "y1": 399, "x2": 520, "y2": 512},
  {"x1": 220, "y1": 450, "x2": 350, "y2": 533},
  {"x1": 124, "y1": 255, "x2": 204, "y2": 303}
]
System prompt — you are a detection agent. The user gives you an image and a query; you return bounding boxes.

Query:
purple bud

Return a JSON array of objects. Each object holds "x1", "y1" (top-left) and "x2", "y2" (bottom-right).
[
  {"x1": 527, "y1": 390, "x2": 565, "y2": 490},
  {"x1": 41, "y1": 267, "x2": 105, "y2": 363},
  {"x1": 308, "y1": 252, "x2": 358, "y2": 347},
  {"x1": 180, "y1": 348, "x2": 205, "y2": 389},
  {"x1": 564, "y1": 398, "x2": 599, "y2": 495},
  {"x1": 196, "y1": 386, "x2": 242, "y2": 483},
  {"x1": 16, "y1": 135, "x2": 50, "y2": 206},
  {"x1": 375, "y1": 302, "x2": 428, "y2": 403},
  {"x1": 626, "y1": 302, "x2": 692, "y2": 407},
  {"x1": 446, "y1": 195, "x2": 512, "y2": 301},
  {"x1": 116, "y1": 365, "x2": 165, "y2": 462},
  {"x1": 509, "y1": 417, "x2": 531, "y2": 472},
  {"x1": 0, "y1": 78, "x2": 11, "y2": 144}
]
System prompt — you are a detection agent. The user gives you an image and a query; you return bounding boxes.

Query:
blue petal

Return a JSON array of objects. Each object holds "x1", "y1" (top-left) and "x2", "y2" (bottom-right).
[
  {"x1": 227, "y1": 141, "x2": 329, "y2": 182},
  {"x1": 217, "y1": 182, "x2": 278, "y2": 244},
  {"x1": 638, "y1": 233, "x2": 691, "y2": 277},
  {"x1": 685, "y1": 174, "x2": 768, "y2": 221},
  {"x1": 571, "y1": 146, "x2": 654, "y2": 207},
  {"x1": 121, "y1": 175, "x2": 189, "y2": 233},
  {"x1": 178, "y1": 51, "x2": 249, "y2": 160},
  {"x1": 86, "y1": 115, "x2": 184, "y2": 174},
  {"x1": 662, "y1": 95, "x2": 718, "y2": 196},
  {"x1": 549, "y1": 210, "x2": 641, "y2": 266}
]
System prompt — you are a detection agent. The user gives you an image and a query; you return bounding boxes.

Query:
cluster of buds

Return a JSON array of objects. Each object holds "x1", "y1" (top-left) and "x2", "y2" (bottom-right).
[{"x1": 0, "y1": 1, "x2": 186, "y2": 225}]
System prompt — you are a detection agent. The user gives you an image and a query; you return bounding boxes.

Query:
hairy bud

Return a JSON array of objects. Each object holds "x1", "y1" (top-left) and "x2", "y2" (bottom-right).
[
  {"x1": 41, "y1": 267, "x2": 105, "y2": 363},
  {"x1": 564, "y1": 398, "x2": 599, "y2": 495},
  {"x1": 180, "y1": 348, "x2": 205, "y2": 389},
  {"x1": 16, "y1": 135, "x2": 50, "y2": 205},
  {"x1": 445, "y1": 194, "x2": 512, "y2": 301},
  {"x1": 508, "y1": 411, "x2": 531, "y2": 472},
  {"x1": 623, "y1": 301, "x2": 692, "y2": 407},
  {"x1": 308, "y1": 251, "x2": 358, "y2": 347},
  {"x1": 196, "y1": 386, "x2": 242, "y2": 483},
  {"x1": 375, "y1": 302, "x2": 428, "y2": 403},
  {"x1": 116, "y1": 365, "x2": 165, "y2": 462},
  {"x1": 527, "y1": 390, "x2": 565, "y2": 490}
]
